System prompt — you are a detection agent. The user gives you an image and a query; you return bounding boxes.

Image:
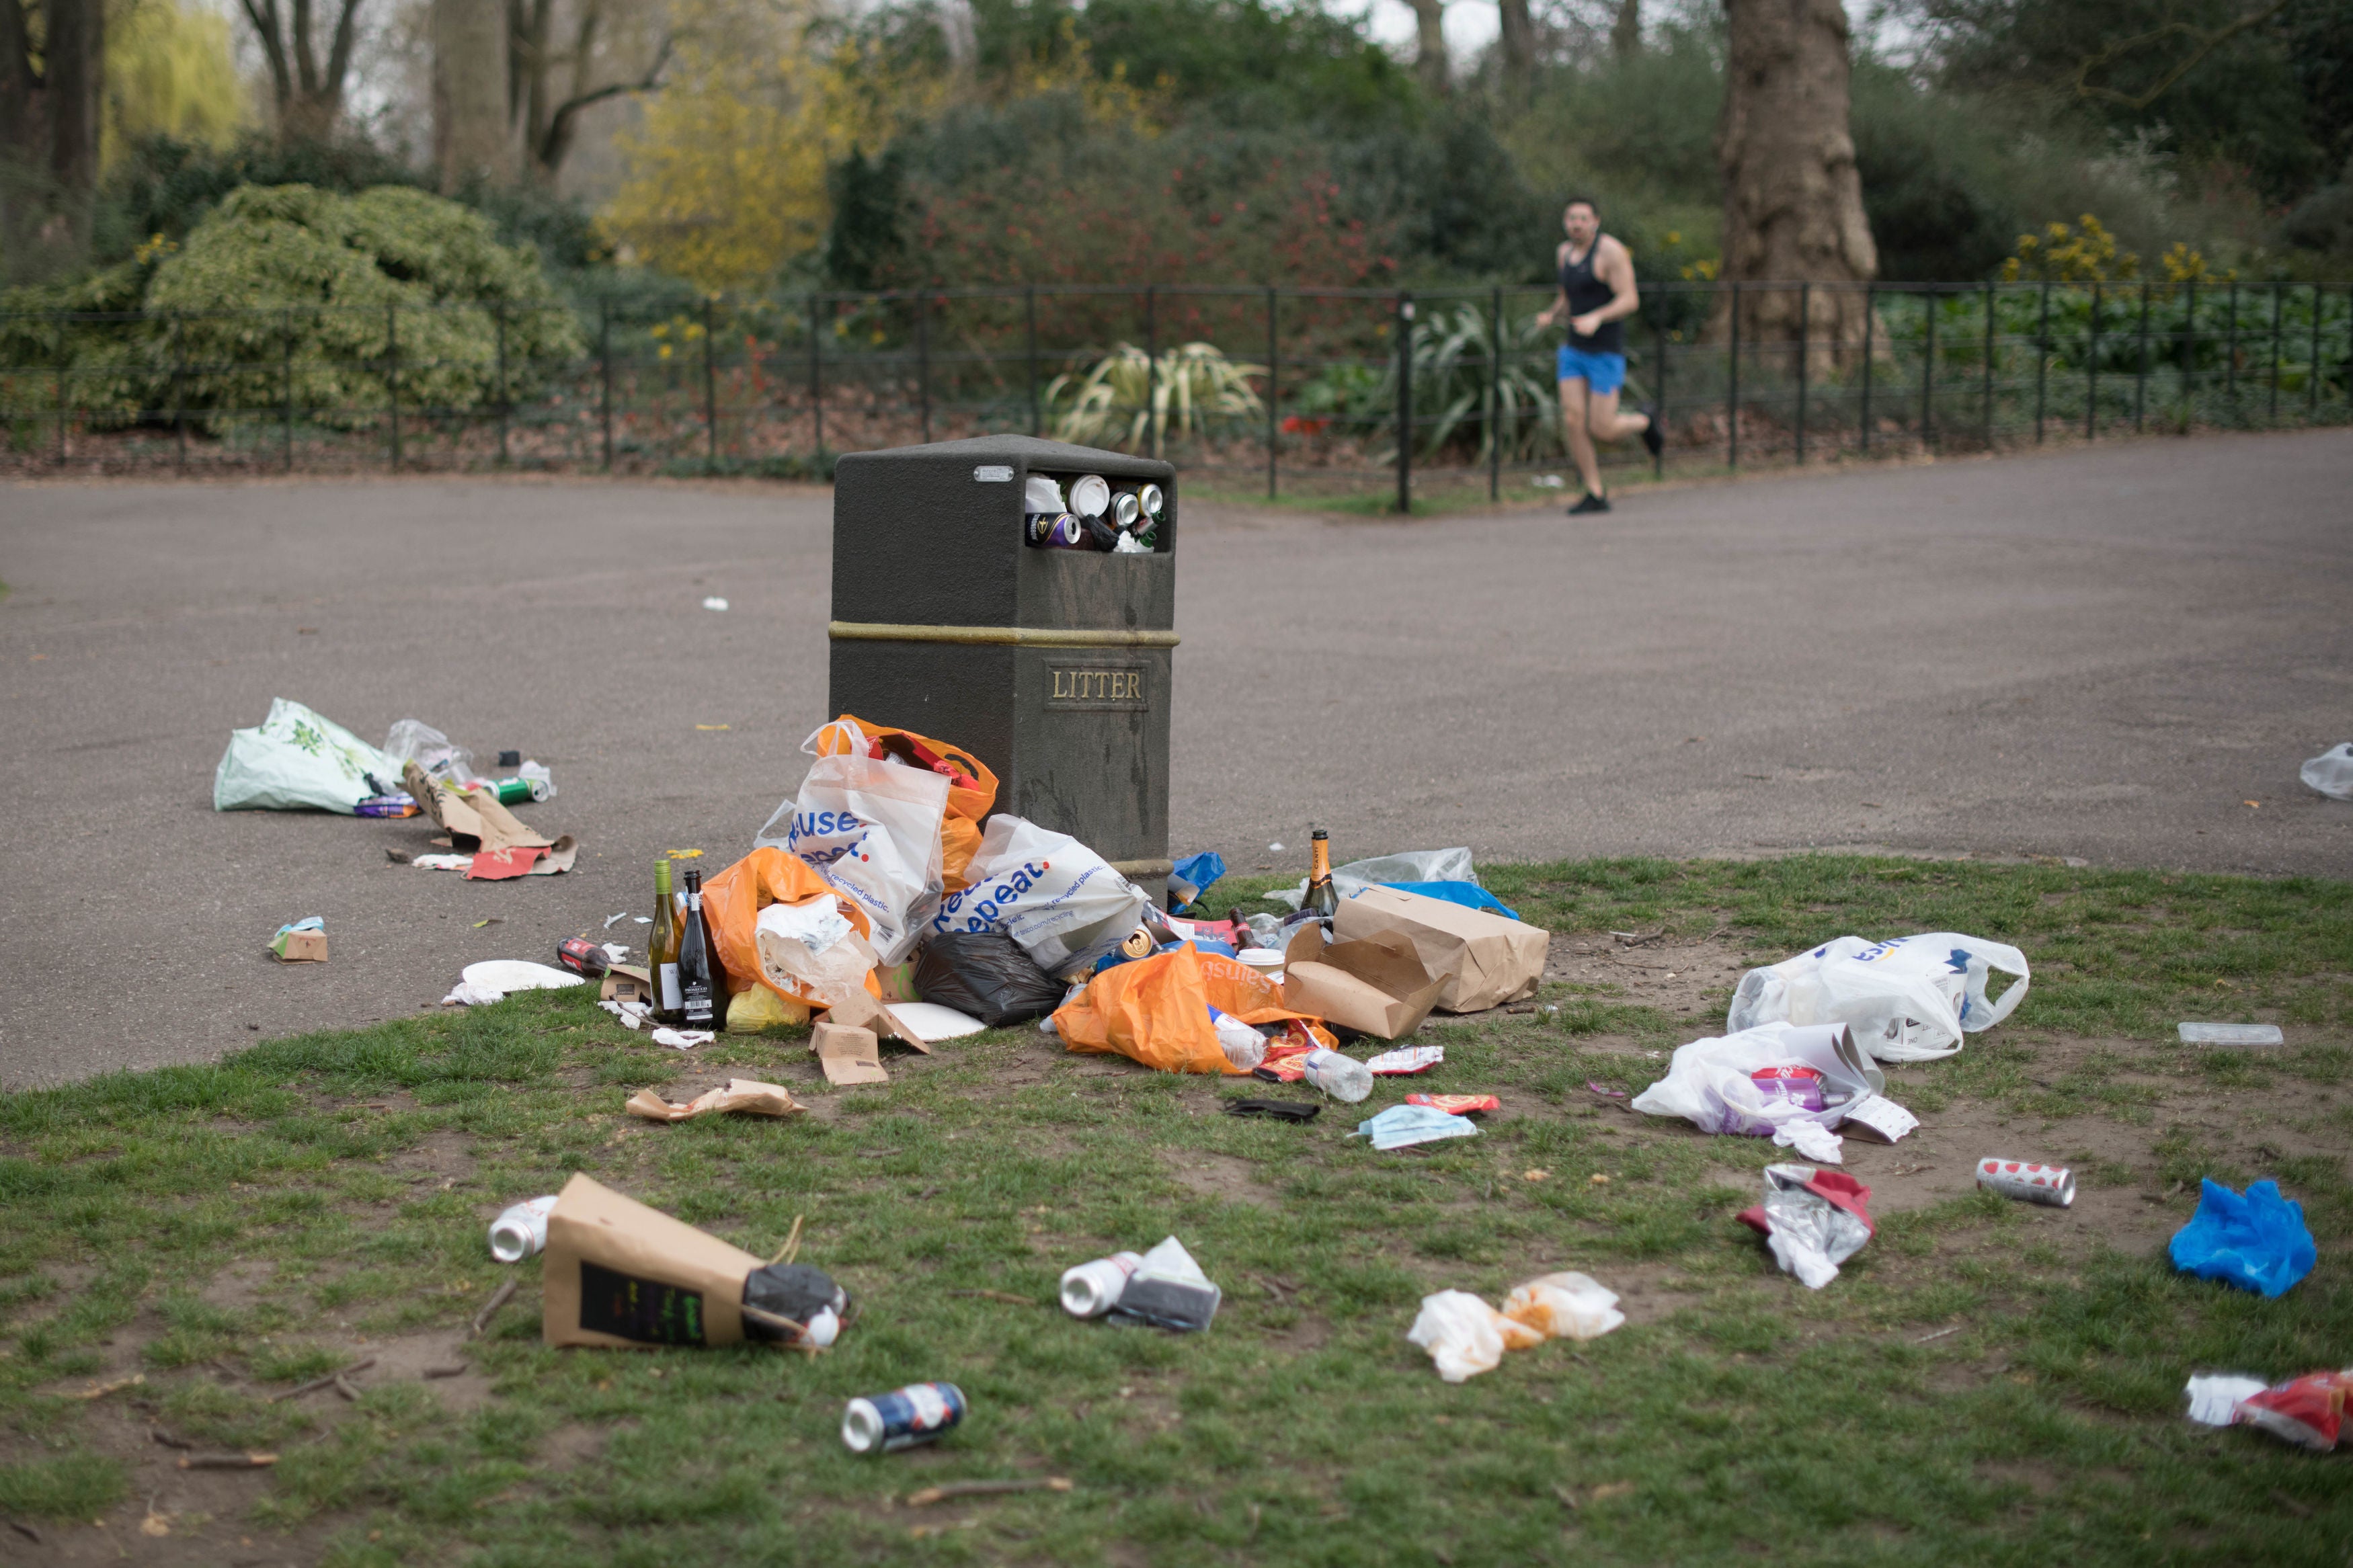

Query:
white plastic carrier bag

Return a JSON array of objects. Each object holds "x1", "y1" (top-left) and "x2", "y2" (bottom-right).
[
  {"x1": 755, "y1": 720, "x2": 949, "y2": 965},
  {"x1": 214, "y1": 698, "x2": 400, "y2": 813},
  {"x1": 1630, "y1": 1022, "x2": 1886, "y2": 1138},
  {"x1": 929, "y1": 814, "x2": 1148, "y2": 976},
  {"x1": 1724, "y1": 933, "x2": 2028, "y2": 1063}
]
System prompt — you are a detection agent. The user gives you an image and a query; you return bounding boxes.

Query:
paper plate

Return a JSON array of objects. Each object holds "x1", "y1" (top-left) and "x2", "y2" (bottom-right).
[
  {"x1": 884, "y1": 1001, "x2": 988, "y2": 1042},
  {"x1": 460, "y1": 960, "x2": 585, "y2": 992}
]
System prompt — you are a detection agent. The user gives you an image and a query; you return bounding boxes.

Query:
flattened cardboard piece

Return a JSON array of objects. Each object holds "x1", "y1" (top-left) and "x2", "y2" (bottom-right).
[
  {"x1": 1334, "y1": 884, "x2": 1550, "y2": 1014},
  {"x1": 1280, "y1": 924, "x2": 1447, "y2": 1040},
  {"x1": 811, "y1": 1022, "x2": 889, "y2": 1085},
  {"x1": 468, "y1": 845, "x2": 546, "y2": 880},
  {"x1": 875, "y1": 960, "x2": 921, "y2": 1003},
  {"x1": 403, "y1": 761, "x2": 555, "y2": 855},
  {"x1": 602, "y1": 964, "x2": 654, "y2": 1006},
  {"x1": 625, "y1": 1078, "x2": 803, "y2": 1122},
  {"x1": 270, "y1": 930, "x2": 327, "y2": 963},
  {"x1": 826, "y1": 987, "x2": 932, "y2": 1055},
  {"x1": 541, "y1": 1172, "x2": 762, "y2": 1348}
]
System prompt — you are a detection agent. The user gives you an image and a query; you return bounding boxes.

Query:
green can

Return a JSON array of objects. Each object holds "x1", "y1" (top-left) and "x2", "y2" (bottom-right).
[{"x1": 491, "y1": 778, "x2": 536, "y2": 805}]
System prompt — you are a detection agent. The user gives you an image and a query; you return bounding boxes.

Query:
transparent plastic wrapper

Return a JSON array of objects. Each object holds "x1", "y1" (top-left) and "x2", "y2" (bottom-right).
[
  {"x1": 930, "y1": 814, "x2": 1147, "y2": 975},
  {"x1": 1502, "y1": 1274, "x2": 1625, "y2": 1342},
  {"x1": 1724, "y1": 934, "x2": 2029, "y2": 1063},
  {"x1": 1408, "y1": 1272, "x2": 1623, "y2": 1381},
  {"x1": 1738, "y1": 1164, "x2": 1875, "y2": 1289},
  {"x1": 2168, "y1": 1178, "x2": 2316, "y2": 1298},
  {"x1": 1270, "y1": 847, "x2": 1478, "y2": 910},
  {"x1": 214, "y1": 698, "x2": 402, "y2": 813},
  {"x1": 754, "y1": 897, "x2": 878, "y2": 1009},
  {"x1": 1630, "y1": 1022, "x2": 1887, "y2": 1141},
  {"x1": 2178, "y1": 1022, "x2": 2284, "y2": 1046},
  {"x1": 757, "y1": 721, "x2": 950, "y2": 964},
  {"x1": 2302, "y1": 743, "x2": 2353, "y2": 801},
  {"x1": 1408, "y1": 1290, "x2": 1509, "y2": 1383},
  {"x1": 383, "y1": 718, "x2": 472, "y2": 786}
]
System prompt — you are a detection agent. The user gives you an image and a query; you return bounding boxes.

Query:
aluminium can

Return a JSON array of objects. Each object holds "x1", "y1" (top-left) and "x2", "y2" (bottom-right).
[
  {"x1": 841, "y1": 1381, "x2": 966, "y2": 1455},
  {"x1": 1975, "y1": 1157, "x2": 2075, "y2": 1208}
]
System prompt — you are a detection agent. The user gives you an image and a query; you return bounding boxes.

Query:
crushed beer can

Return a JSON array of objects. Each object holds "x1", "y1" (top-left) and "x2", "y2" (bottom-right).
[{"x1": 842, "y1": 1381, "x2": 966, "y2": 1454}]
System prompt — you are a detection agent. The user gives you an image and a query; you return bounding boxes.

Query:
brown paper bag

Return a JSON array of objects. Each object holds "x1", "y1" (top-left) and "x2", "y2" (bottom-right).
[
  {"x1": 1279, "y1": 924, "x2": 1447, "y2": 1040},
  {"x1": 1334, "y1": 885, "x2": 1550, "y2": 1013},
  {"x1": 403, "y1": 761, "x2": 576, "y2": 872},
  {"x1": 812, "y1": 1022, "x2": 888, "y2": 1085},
  {"x1": 625, "y1": 1079, "x2": 803, "y2": 1122},
  {"x1": 541, "y1": 1173, "x2": 762, "y2": 1348}
]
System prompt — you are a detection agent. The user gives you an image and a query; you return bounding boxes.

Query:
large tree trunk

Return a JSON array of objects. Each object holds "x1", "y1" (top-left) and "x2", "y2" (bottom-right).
[
  {"x1": 1611, "y1": 0, "x2": 1641, "y2": 59},
  {"x1": 1715, "y1": 0, "x2": 1878, "y2": 368},
  {"x1": 1406, "y1": 0, "x2": 1449, "y2": 95},
  {"x1": 436, "y1": 0, "x2": 512, "y2": 189},
  {"x1": 1, "y1": 0, "x2": 104, "y2": 278},
  {"x1": 239, "y1": 0, "x2": 366, "y2": 141},
  {"x1": 1497, "y1": 0, "x2": 1534, "y2": 104}
]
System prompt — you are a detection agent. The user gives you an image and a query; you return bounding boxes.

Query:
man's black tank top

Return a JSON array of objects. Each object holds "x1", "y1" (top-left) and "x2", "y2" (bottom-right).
[{"x1": 1560, "y1": 240, "x2": 1624, "y2": 354}]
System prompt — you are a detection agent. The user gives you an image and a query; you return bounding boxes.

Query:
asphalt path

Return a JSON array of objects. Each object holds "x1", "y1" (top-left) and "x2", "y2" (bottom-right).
[{"x1": 3, "y1": 428, "x2": 2348, "y2": 1086}]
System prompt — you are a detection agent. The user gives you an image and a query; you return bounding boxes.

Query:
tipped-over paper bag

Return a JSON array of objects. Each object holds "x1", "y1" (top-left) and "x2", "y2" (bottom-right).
[
  {"x1": 1281, "y1": 924, "x2": 1447, "y2": 1040},
  {"x1": 625, "y1": 1079, "x2": 803, "y2": 1122},
  {"x1": 1335, "y1": 884, "x2": 1550, "y2": 1013},
  {"x1": 541, "y1": 1173, "x2": 764, "y2": 1348},
  {"x1": 403, "y1": 761, "x2": 577, "y2": 876}
]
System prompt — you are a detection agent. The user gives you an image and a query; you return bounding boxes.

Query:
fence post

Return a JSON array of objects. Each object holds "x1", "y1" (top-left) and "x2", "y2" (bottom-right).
[
  {"x1": 1144, "y1": 285, "x2": 1158, "y2": 460},
  {"x1": 914, "y1": 290, "x2": 932, "y2": 445},
  {"x1": 2181, "y1": 279, "x2": 2196, "y2": 430},
  {"x1": 282, "y1": 308, "x2": 294, "y2": 472},
  {"x1": 2135, "y1": 282, "x2": 2150, "y2": 432},
  {"x1": 2086, "y1": 283, "x2": 2100, "y2": 440},
  {"x1": 1025, "y1": 284, "x2": 1040, "y2": 438},
  {"x1": 171, "y1": 313, "x2": 187, "y2": 471},
  {"x1": 703, "y1": 296, "x2": 718, "y2": 464},
  {"x1": 53, "y1": 313, "x2": 67, "y2": 463},
  {"x1": 1982, "y1": 281, "x2": 1995, "y2": 448},
  {"x1": 807, "y1": 294, "x2": 824, "y2": 464},
  {"x1": 1395, "y1": 292, "x2": 1413, "y2": 515},
  {"x1": 1652, "y1": 310, "x2": 1667, "y2": 480},
  {"x1": 1265, "y1": 285, "x2": 1279, "y2": 499},
  {"x1": 1726, "y1": 280, "x2": 1740, "y2": 469},
  {"x1": 1488, "y1": 284, "x2": 1503, "y2": 499},
  {"x1": 2224, "y1": 279, "x2": 2239, "y2": 416},
  {"x1": 2313, "y1": 284, "x2": 2325, "y2": 422},
  {"x1": 1860, "y1": 284, "x2": 1874, "y2": 455},
  {"x1": 495, "y1": 301, "x2": 510, "y2": 467},
  {"x1": 387, "y1": 302, "x2": 401, "y2": 472},
  {"x1": 1919, "y1": 288, "x2": 1936, "y2": 450},
  {"x1": 2268, "y1": 281, "x2": 2282, "y2": 425},
  {"x1": 1794, "y1": 282, "x2": 1808, "y2": 465},
  {"x1": 2033, "y1": 281, "x2": 2049, "y2": 444},
  {"x1": 600, "y1": 302, "x2": 613, "y2": 472}
]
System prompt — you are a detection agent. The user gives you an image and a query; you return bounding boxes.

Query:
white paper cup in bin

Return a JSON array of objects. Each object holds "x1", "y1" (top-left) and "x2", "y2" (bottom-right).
[
  {"x1": 488, "y1": 1195, "x2": 559, "y2": 1262},
  {"x1": 1059, "y1": 1250, "x2": 1144, "y2": 1318}
]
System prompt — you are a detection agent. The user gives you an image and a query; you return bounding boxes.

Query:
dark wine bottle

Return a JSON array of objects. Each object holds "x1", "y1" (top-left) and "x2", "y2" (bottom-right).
[{"x1": 677, "y1": 867, "x2": 719, "y2": 1030}]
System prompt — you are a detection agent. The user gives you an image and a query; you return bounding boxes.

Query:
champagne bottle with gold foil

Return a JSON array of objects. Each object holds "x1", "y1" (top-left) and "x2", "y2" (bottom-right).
[{"x1": 1303, "y1": 829, "x2": 1339, "y2": 919}]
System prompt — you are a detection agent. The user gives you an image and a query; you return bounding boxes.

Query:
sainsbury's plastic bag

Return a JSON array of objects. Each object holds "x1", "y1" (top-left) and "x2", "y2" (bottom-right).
[
  {"x1": 1271, "y1": 847, "x2": 1477, "y2": 911},
  {"x1": 701, "y1": 847, "x2": 871, "y2": 1003},
  {"x1": 214, "y1": 698, "x2": 401, "y2": 813},
  {"x1": 930, "y1": 814, "x2": 1147, "y2": 975},
  {"x1": 756, "y1": 721, "x2": 949, "y2": 965},
  {"x1": 815, "y1": 714, "x2": 999, "y2": 891},
  {"x1": 1630, "y1": 1022, "x2": 1885, "y2": 1138},
  {"x1": 1724, "y1": 933, "x2": 2029, "y2": 1063},
  {"x1": 1052, "y1": 943, "x2": 1310, "y2": 1075},
  {"x1": 2303, "y1": 743, "x2": 2353, "y2": 801}
]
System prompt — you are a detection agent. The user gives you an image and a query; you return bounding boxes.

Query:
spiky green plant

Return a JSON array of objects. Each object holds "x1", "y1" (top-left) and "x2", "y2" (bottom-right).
[{"x1": 1047, "y1": 341, "x2": 1266, "y2": 450}]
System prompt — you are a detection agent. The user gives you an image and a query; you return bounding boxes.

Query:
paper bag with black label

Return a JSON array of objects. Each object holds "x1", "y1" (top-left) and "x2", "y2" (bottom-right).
[
  {"x1": 1280, "y1": 924, "x2": 1447, "y2": 1040},
  {"x1": 1334, "y1": 885, "x2": 1550, "y2": 1014},
  {"x1": 541, "y1": 1173, "x2": 762, "y2": 1348}
]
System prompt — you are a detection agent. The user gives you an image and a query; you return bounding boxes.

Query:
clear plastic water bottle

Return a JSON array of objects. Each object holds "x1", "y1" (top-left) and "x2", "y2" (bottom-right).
[
  {"x1": 1210, "y1": 1007, "x2": 1267, "y2": 1071},
  {"x1": 1302, "y1": 1048, "x2": 1372, "y2": 1103}
]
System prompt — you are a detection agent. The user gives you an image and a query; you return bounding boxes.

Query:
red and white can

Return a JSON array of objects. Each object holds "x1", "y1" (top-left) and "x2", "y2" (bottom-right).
[{"x1": 1976, "y1": 1157, "x2": 2075, "y2": 1208}]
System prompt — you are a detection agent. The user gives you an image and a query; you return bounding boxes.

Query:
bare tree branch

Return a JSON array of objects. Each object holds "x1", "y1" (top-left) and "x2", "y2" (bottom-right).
[
  {"x1": 536, "y1": 30, "x2": 670, "y2": 177},
  {"x1": 2071, "y1": 0, "x2": 2290, "y2": 112}
]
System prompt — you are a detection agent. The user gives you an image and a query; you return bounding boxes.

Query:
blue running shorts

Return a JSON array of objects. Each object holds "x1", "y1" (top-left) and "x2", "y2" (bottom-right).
[{"x1": 1555, "y1": 345, "x2": 1627, "y2": 394}]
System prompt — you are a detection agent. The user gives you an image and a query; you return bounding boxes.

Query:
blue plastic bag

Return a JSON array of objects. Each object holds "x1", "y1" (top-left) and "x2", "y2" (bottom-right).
[
  {"x1": 1381, "y1": 881, "x2": 1521, "y2": 921},
  {"x1": 2169, "y1": 1179, "x2": 2316, "y2": 1298},
  {"x1": 1170, "y1": 852, "x2": 1227, "y2": 911}
]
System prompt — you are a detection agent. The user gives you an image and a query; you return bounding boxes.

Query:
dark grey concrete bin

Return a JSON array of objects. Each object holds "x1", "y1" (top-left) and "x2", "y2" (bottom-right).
[{"x1": 827, "y1": 435, "x2": 1177, "y2": 899}]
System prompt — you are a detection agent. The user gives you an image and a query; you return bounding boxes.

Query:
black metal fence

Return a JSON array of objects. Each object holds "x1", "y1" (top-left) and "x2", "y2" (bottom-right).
[{"x1": 5, "y1": 278, "x2": 2348, "y2": 504}]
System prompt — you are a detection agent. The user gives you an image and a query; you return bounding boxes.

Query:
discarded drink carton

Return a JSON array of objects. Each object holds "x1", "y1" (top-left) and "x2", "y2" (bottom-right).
[
  {"x1": 1281, "y1": 924, "x2": 1447, "y2": 1040},
  {"x1": 1334, "y1": 885, "x2": 1550, "y2": 1014},
  {"x1": 268, "y1": 918, "x2": 327, "y2": 963},
  {"x1": 1109, "y1": 1235, "x2": 1220, "y2": 1331},
  {"x1": 813, "y1": 1022, "x2": 889, "y2": 1085}
]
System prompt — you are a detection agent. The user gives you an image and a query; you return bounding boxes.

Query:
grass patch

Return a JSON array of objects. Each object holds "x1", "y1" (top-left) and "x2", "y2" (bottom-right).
[{"x1": 0, "y1": 855, "x2": 2346, "y2": 1561}]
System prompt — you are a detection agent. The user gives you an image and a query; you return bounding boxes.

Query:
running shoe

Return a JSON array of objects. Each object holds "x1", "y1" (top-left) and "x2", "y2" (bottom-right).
[
  {"x1": 1566, "y1": 493, "x2": 1611, "y2": 515},
  {"x1": 1640, "y1": 405, "x2": 1664, "y2": 458}
]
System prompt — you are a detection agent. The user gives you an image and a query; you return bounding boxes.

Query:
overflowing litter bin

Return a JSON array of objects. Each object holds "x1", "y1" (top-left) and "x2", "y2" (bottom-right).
[{"x1": 828, "y1": 436, "x2": 1177, "y2": 901}]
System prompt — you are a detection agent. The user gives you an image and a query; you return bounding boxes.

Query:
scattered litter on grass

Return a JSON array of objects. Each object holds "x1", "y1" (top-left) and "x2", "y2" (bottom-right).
[
  {"x1": 626, "y1": 1079, "x2": 803, "y2": 1122},
  {"x1": 1224, "y1": 1098, "x2": 1320, "y2": 1122},
  {"x1": 1726, "y1": 933, "x2": 2029, "y2": 1062},
  {"x1": 2170, "y1": 1179, "x2": 2315, "y2": 1297},
  {"x1": 1406, "y1": 1093, "x2": 1499, "y2": 1114},
  {"x1": 2179, "y1": 1022, "x2": 2285, "y2": 1046},
  {"x1": 1060, "y1": 1251, "x2": 1144, "y2": 1317},
  {"x1": 651, "y1": 1027, "x2": 715, "y2": 1051},
  {"x1": 1739, "y1": 1165, "x2": 1875, "y2": 1289},
  {"x1": 1107, "y1": 1236, "x2": 1220, "y2": 1331},
  {"x1": 1366, "y1": 1045, "x2": 1443, "y2": 1075},
  {"x1": 1354, "y1": 1103, "x2": 1480, "y2": 1151},
  {"x1": 489, "y1": 1198, "x2": 558, "y2": 1262},
  {"x1": 1977, "y1": 1159, "x2": 2075, "y2": 1207},
  {"x1": 2187, "y1": 1368, "x2": 2353, "y2": 1450},
  {"x1": 843, "y1": 1383, "x2": 964, "y2": 1454},
  {"x1": 442, "y1": 960, "x2": 583, "y2": 1007},
  {"x1": 1406, "y1": 1272, "x2": 1623, "y2": 1381}
]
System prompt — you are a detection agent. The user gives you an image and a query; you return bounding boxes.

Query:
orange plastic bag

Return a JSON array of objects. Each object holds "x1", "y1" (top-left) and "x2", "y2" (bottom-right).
[
  {"x1": 701, "y1": 847, "x2": 875, "y2": 1005},
  {"x1": 816, "y1": 715, "x2": 999, "y2": 891},
  {"x1": 1054, "y1": 945, "x2": 1317, "y2": 1075}
]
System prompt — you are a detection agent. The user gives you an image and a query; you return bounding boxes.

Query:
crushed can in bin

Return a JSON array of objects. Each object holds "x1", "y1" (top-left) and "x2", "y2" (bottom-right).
[
  {"x1": 1976, "y1": 1158, "x2": 2075, "y2": 1208},
  {"x1": 842, "y1": 1382, "x2": 966, "y2": 1454}
]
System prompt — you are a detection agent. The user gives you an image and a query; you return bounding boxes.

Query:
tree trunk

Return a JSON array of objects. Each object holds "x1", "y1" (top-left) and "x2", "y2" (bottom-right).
[
  {"x1": 436, "y1": 0, "x2": 512, "y2": 189},
  {"x1": 239, "y1": 0, "x2": 366, "y2": 141},
  {"x1": 1497, "y1": 0, "x2": 1534, "y2": 104},
  {"x1": 1715, "y1": 0, "x2": 1878, "y2": 368},
  {"x1": 1, "y1": 0, "x2": 103, "y2": 278},
  {"x1": 1611, "y1": 0, "x2": 1641, "y2": 59},
  {"x1": 1406, "y1": 0, "x2": 1449, "y2": 95}
]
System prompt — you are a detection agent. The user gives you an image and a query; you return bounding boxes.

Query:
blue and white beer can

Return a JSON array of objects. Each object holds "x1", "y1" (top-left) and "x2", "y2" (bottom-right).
[{"x1": 841, "y1": 1380, "x2": 967, "y2": 1455}]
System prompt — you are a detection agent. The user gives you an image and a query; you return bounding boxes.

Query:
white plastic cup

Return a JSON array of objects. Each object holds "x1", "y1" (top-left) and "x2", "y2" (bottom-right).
[
  {"x1": 1069, "y1": 474, "x2": 1112, "y2": 518},
  {"x1": 1303, "y1": 1048, "x2": 1372, "y2": 1104},
  {"x1": 488, "y1": 1195, "x2": 559, "y2": 1262},
  {"x1": 1059, "y1": 1251, "x2": 1144, "y2": 1317}
]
